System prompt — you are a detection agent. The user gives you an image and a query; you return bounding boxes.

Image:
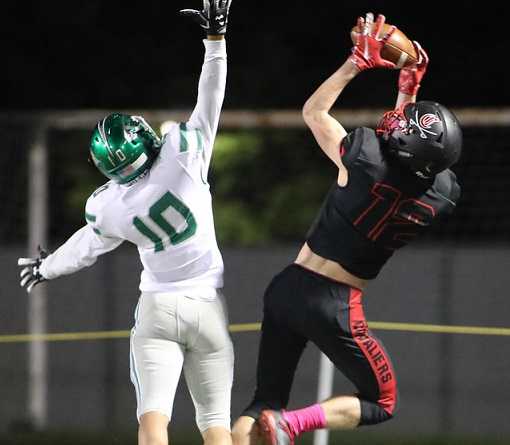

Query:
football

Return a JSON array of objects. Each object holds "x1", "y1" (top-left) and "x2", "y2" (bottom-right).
[{"x1": 351, "y1": 23, "x2": 418, "y2": 68}]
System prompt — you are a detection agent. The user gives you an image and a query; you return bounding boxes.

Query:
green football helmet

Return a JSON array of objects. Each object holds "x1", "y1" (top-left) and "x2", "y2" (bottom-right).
[{"x1": 90, "y1": 113, "x2": 162, "y2": 184}]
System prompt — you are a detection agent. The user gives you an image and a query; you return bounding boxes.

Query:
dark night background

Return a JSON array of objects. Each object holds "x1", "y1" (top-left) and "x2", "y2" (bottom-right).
[
  {"x1": 2, "y1": 0, "x2": 510, "y2": 245},
  {"x1": 4, "y1": 1, "x2": 509, "y2": 110},
  {"x1": 2, "y1": 3, "x2": 510, "y2": 443}
]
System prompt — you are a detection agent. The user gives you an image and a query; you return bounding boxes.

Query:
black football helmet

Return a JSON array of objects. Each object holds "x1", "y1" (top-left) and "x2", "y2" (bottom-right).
[{"x1": 377, "y1": 101, "x2": 463, "y2": 178}]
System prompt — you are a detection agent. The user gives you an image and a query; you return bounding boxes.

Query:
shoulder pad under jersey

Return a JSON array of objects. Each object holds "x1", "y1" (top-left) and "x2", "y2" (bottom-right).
[
  {"x1": 341, "y1": 127, "x2": 382, "y2": 167},
  {"x1": 85, "y1": 182, "x2": 117, "y2": 236},
  {"x1": 432, "y1": 169, "x2": 461, "y2": 205},
  {"x1": 160, "y1": 122, "x2": 205, "y2": 158},
  {"x1": 91, "y1": 182, "x2": 112, "y2": 198}
]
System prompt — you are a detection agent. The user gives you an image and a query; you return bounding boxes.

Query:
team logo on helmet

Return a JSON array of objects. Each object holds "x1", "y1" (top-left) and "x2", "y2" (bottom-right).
[
  {"x1": 419, "y1": 113, "x2": 441, "y2": 129},
  {"x1": 409, "y1": 111, "x2": 441, "y2": 140}
]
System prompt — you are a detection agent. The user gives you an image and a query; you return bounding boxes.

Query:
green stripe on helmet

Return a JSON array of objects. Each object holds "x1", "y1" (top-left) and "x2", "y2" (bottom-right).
[{"x1": 90, "y1": 113, "x2": 161, "y2": 184}]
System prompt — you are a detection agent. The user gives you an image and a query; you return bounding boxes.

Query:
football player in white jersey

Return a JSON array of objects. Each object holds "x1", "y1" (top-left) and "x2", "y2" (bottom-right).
[{"x1": 18, "y1": 2, "x2": 234, "y2": 444}]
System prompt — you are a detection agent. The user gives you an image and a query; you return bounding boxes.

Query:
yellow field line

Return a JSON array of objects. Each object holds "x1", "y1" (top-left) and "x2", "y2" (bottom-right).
[
  {"x1": 368, "y1": 321, "x2": 510, "y2": 336},
  {"x1": 0, "y1": 330, "x2": 130, "y2": 343},
  {"x1": 228, "y1": 323, "x2": 261, "y2": 332},
  {"x1": 0, "y1": 321, "x2": 509, "y2": 344}
]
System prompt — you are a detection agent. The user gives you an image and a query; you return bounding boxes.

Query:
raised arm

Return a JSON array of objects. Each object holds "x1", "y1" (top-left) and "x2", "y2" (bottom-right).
[
  {"x1": 180, "y1": 1, "x2": 231, "y2": 161},
  {"x1": 302, "y1": 62, "x2": 359, "y2": 169},
  {"x1": 303, "y1": 13, "x2": 396, "y2": 172},
  {"x1": 187, "y1": 38, "x2": 227, "y2": 148},
  {"x1": 396, "y1": 41, "x2": 429, "y2": 108}
]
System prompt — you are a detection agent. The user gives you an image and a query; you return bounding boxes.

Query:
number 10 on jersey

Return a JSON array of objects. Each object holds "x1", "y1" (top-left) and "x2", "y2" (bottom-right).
[{"x1": 133, "y1": 191, "x2": 197, "y2": 252}]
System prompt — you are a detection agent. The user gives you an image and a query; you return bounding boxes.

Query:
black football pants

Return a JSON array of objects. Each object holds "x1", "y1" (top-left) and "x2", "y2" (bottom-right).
[{"x1": 242, "y1": 264, "x2": 398, "y2": 426}]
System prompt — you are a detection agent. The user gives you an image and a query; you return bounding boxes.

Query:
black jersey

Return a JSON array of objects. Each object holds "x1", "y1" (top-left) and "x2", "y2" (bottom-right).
[{"x1": 306, "y1": 127, "x2": 461, "y2": 279}]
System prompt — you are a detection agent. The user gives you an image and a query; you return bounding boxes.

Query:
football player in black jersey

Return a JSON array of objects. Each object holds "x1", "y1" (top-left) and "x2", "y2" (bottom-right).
[{"x1": 232, "y1": 12, "x2": 462, "y2": 445}]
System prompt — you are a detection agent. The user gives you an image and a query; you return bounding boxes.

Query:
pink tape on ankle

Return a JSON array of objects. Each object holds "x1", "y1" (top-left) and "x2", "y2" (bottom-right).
[{"x1": 282, "y1": 403, "x2": 327, "y2": 437}]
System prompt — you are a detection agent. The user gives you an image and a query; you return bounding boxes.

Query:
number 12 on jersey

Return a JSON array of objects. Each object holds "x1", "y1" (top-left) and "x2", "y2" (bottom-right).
[
  {"x1": 354, "y1": 182, "x2": 435, "y2": 250},
  {"x1": 133, "y1": 191, "x2": 197, "y2": 252}
]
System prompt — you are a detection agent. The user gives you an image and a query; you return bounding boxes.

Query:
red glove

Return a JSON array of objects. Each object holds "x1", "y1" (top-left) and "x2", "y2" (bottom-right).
[
  {"x1": 398, "y1": 41, "x2": 429, "y2": 96},
  {"x1": 349, "y1": 13, "x2": 397, "y2": 71}
]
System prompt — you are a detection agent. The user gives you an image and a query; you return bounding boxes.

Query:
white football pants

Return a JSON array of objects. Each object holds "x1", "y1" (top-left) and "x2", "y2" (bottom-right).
[{"x1": 129, "y1": 289, "x2": 234, "y2": 432}]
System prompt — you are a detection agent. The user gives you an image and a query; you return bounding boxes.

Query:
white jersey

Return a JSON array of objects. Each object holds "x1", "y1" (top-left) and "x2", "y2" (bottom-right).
[{"x1": 40, "y1": 39, "x2": 227, "y2": 299}]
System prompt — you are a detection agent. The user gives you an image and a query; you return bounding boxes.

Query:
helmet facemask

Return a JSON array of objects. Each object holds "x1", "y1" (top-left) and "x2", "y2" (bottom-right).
[
  {"x1": 376, "y1": 103, "x2": 410, "y2": 140},
  {"x1": 377, "y1": 101, "x2": 462, "y2": 179}
]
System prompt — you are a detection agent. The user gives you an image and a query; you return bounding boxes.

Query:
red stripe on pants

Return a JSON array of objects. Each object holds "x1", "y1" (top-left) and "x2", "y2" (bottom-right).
[{"x1": 348, "y1": 288, "x2": 397, "y2": 415}]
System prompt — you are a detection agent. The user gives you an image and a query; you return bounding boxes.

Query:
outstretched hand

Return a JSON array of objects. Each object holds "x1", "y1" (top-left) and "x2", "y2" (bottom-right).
[
  {"x1": 180, "y1": 0, "x2": 232, "y2": 36},
  {"x1": 398, "y1": 41, "x2": 430, "y2": 96},
  {"x1": 18, "y1": 247, "x2": 48, "y2": 293},
  {"x1": 349, "y1": 13, "x2": 396, "y2": 71}
]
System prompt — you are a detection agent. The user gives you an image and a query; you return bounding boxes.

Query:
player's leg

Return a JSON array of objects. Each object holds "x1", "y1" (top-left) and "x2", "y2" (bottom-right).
[
  {"x1": 232, "y1": 314, "x2": 307, "y2": 445},
  {"x1": 258, "y1": 277, "x2": 397, "y2": 443},
  {"x1": 131, "y1": 335, "x2": 184, "y2": 445},
  {"x1": 233, "y1": 269, "x2": 308, "y2": 445},
  {"x1": 138, "y1": 412, "x2": 170, "y2": 445},
  {"x1": 183, "y1": 293, "x2": 234, "y2": 445},
  {"x1": 202, "y1": 426, "x2": 233, "y2": 445},
  {"x1": 231, "y1": 416, "x2": 261, "y2": 445},
  {"x1": 130, "y1": 293, "x2": 186, "y2": 445},
  {"x1": 317, "y1": 395, "x2": 361, "y2": 428},
  {"x1": 264, "y1": 284, "x2": 397, "y2": 441},
  {"x1": 315, "y1": 286, "x2": 398, "y2": 427}
]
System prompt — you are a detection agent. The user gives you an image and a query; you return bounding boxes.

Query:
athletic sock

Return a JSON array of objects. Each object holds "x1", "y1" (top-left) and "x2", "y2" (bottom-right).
[{"x1": 282, "y1": 403, "x2": 327, "y2": 437}]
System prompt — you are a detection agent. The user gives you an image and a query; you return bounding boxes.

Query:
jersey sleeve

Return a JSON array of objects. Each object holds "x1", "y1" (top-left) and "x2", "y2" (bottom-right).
[
  {"x1": 186, "y1": 39, "x2": 227, "y2": 170},
  {"x1": 339, "y1": 127, "x2": 365, "y2": 167},
  {"x1": 156, "y1": 122, "x2": 210, "y2": 186},
  {"x1": 39, "y1": 191, "x2": 123, "y2": 280}
]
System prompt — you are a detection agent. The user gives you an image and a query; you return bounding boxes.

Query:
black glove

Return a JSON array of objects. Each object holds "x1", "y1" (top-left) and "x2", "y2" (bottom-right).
[
  {"x1": 18, "y1": 246, "x2": 48, "y2": 293},
  {"x1": 180, "y1": 0, "x2": 232, "y2": 36}
]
